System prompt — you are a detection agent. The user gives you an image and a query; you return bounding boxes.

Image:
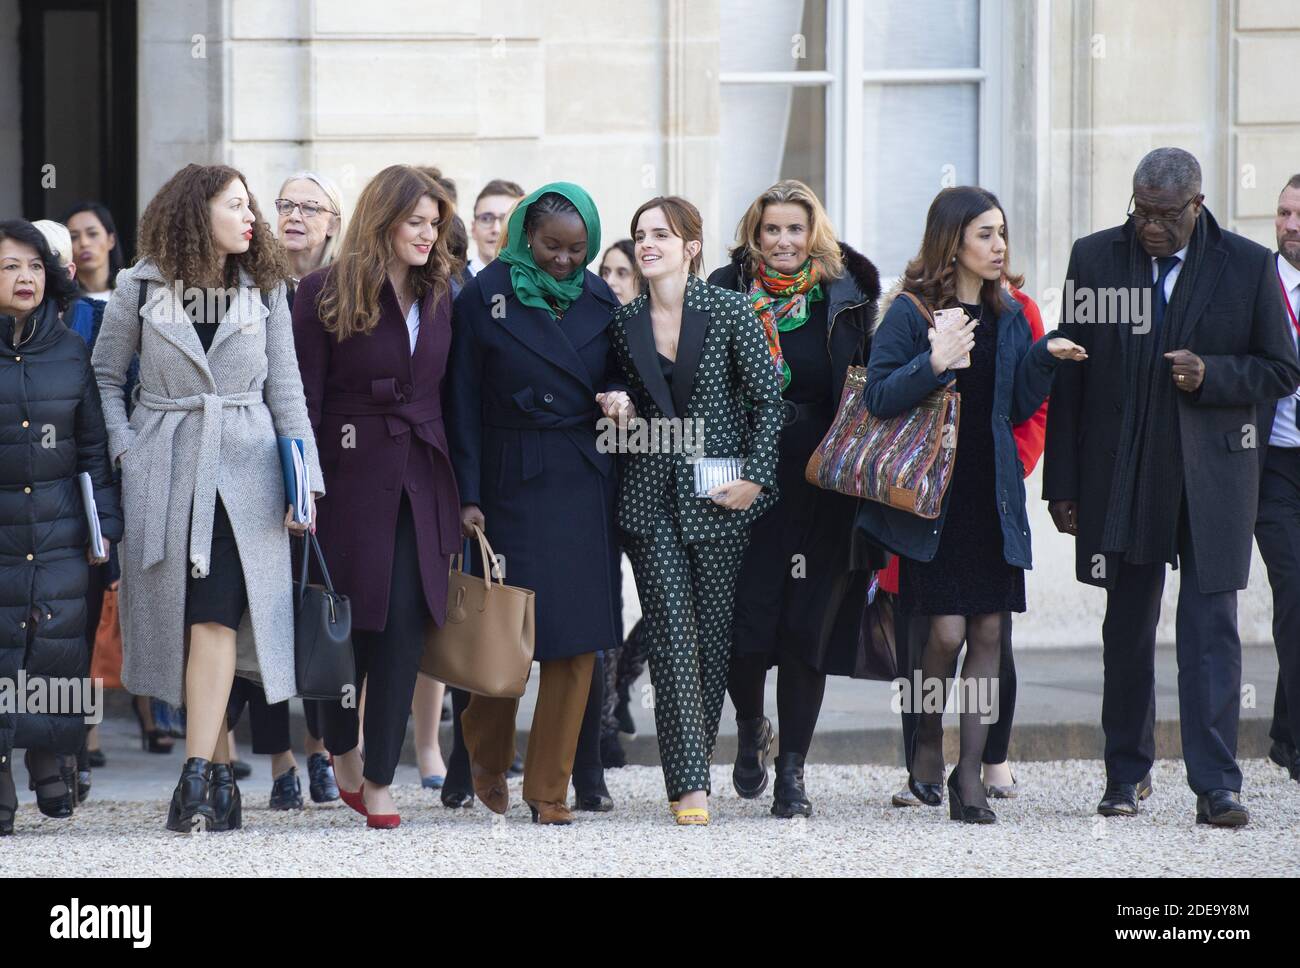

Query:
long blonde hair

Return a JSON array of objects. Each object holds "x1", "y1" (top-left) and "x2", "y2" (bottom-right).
[
  {"x1": 316, "y1": 165, "x2": 453, "y2": 340},
  {"x1": 279, "y1": 171, "x2": 344, "y2": 268},
  {"x1": 734, "y1": 179, "x2": 842, "y2": 280}
]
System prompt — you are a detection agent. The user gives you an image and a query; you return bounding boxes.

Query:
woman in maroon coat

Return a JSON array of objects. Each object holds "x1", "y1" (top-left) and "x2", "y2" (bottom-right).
[{"x1": 292, "y1": 165, "x2": 462, "y2": 829}]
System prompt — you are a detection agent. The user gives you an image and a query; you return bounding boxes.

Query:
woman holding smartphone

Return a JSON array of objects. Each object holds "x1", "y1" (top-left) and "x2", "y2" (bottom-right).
[
  {"x1": 603, "y1": 196, "x2": 782, "y2": 825},
  {"x1": 855, "y1": 186, "x2": 1084, "y2": 823}
]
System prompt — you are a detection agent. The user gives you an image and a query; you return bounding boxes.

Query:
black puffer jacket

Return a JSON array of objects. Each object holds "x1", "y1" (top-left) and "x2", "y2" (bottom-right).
[{"x1": 0, "y1": 299, "x2": 122, "y2": 761}]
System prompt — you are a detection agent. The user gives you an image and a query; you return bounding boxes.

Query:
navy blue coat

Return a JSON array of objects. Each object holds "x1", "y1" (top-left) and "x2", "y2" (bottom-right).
[
  {"x1": 445, "y1": 259, "x2": 622, "y2": 661},
  {"x1": 853, "y1": 290, "x2": 1058, "y2": 568}
]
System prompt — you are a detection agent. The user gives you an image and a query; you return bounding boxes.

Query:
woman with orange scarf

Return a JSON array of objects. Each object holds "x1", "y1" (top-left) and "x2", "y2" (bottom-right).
[{"x1": 709, "y1": 180, "x2": 885, "y2": 818}]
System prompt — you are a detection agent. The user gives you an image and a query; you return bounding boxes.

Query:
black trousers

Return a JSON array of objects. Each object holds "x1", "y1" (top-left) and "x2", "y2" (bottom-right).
[
  {"x1": 226, "y1": 679, "x2": 326, "y2": 755},
  {"x1": 321, "y1": 494, "x2": 430, "y2": 786},
  {"x1": 1102, "y1": 514, "x2": 1242, "y2": 794},
  {"x1": 898, "y1": 609, "x2": 1017, "y2": 769},
  {"x1": 572, "y1": 651, "x2": 605, "y2": 793},
  {"x1": 1254, "y1": 445, "x2": 1300, "y2": 751},
  {"x1": 446, "y1": 686, "x2": 472, "y2": 796}
]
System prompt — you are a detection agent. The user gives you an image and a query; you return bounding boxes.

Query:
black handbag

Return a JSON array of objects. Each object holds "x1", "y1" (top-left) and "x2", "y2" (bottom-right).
[
  {"x1": 294, "y1": 532, "x2": 355, "y2": 701},
  {"x1": 853, "y1": 580, "x2": 900, "y2": 682}
]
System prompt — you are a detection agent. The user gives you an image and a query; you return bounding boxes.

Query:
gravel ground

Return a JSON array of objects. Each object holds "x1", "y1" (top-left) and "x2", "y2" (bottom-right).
[{"x1": 4, "y1": 759, "x2": 1297, "y2": 877}]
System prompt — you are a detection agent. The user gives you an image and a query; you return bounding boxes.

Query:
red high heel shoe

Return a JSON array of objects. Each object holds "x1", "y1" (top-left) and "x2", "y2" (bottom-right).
[
  {"x1": 362, "y1": 780, "x2": 400, "y2": 830},
  {"x1": 329, "y1": 755, "x2": 367, "y2": 818}
]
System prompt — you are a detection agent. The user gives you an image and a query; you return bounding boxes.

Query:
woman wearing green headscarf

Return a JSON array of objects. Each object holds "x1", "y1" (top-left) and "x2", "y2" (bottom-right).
[{"x1": 445, "y1": 183, "x2": 624, "y2": 826}]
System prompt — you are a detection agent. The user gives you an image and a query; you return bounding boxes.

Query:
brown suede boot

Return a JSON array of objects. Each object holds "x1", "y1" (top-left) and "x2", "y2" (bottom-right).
[
  {"x1": 526, "y1": 799, "x2": 574, "y2": 825},
  {"x1": 471, "y1": 763, "x2": 509, "y2": 815}
]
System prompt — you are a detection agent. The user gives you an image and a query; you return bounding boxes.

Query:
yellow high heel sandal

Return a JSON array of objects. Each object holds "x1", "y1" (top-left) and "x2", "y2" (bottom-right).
[
  {"x1": 675, "y1": 807, "x2": 709, "y2": 826},
  {"x1": 668, "y1": 800, "x2": 679, "y2": 815}
]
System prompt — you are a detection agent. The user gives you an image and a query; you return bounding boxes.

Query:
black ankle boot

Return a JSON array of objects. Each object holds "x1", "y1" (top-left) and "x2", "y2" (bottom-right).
[
  {"x1": 732, "y1": 716, "x2": 774, "y2": 799},
  {"x1": 771, "y1": 752, "x2": 813, "y2": 818},
  {"x1": 208, "y1": 762, "x2": 243, "y2": 831},
  {"x1": 165, "y1": 757, "x2": 213, "y2": 832}
]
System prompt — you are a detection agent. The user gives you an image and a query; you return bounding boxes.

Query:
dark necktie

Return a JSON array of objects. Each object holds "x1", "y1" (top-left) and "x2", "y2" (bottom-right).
[{"x1": 1152, "y1": 255, "x2": 1180, "y2": 345}]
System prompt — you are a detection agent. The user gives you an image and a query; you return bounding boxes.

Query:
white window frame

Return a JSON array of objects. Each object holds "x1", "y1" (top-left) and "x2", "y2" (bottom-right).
[{"x1": 720, "y1": 0, "x2": 1004, "y2": 255}]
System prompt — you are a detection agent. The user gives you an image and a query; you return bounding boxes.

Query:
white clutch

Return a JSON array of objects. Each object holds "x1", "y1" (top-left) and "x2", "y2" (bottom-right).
[{"x1": 692, "y1": 457, "x2": 746, "y2": 498}]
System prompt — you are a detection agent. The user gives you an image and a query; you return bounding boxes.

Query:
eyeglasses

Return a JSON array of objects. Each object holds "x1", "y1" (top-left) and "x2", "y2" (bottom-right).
[
  {"x1": 1126, "y1": 193, "x2": 1202, "y2": 227},
  {"x1": 274, "y1": 199, "x2": 337, "y2": 219},
  {"x1": 474, "y1": 212, "x2": 507, "y2": 227}
]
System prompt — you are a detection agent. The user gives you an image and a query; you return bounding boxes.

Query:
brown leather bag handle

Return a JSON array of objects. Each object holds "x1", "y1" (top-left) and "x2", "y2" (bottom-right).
[{"x1": 899, "y1": 290, "x2": 935, "y2": 328}]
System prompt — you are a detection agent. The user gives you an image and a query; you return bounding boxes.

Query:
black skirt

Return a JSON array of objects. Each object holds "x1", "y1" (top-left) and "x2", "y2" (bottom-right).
[
  {"x1": 185, "y1": 497, "x2": 250, "y2": 631},
  {"x1": 731, "y1": 408, "x2": 864, "y2": 669},
  {"x1": 900, "y1": 306, "x2": 1025, "y2": 616}
]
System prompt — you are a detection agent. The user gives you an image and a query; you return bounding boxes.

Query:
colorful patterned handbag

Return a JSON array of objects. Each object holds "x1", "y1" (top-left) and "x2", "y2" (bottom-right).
[{"x1": 804, "y1": 292, "x2": 960, "y2": 519}]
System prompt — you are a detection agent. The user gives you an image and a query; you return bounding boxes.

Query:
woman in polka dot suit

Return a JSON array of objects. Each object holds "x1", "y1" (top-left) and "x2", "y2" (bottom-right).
[{"x1": 599, "y1": 196, "x2": 783, "y2": 825}]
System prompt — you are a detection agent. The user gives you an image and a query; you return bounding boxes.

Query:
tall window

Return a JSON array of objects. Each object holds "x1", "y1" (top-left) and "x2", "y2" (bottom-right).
[{"x1": 721, "y1": 0, "x2": 1002, "y2": 277}]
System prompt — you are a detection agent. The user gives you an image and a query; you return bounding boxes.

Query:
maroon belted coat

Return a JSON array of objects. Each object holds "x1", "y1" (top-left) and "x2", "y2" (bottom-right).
[{"x1": 292, "y1": 268, "x2": 461, "y2": 631}]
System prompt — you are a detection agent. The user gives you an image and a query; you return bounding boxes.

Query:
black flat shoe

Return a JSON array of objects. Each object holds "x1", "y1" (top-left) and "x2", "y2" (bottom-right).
[
  {"x1": 507, "y1": 754, "x2": 525, "y2": 778},
  {"x1": 208, "y1": 762, "x2": 243, "y2": 831},
  {"x1": 906, "y1": 730, "x2": 943, "y2": 806},
  {"x1": 947, "y1": 774, "x2": 996, "y2": 824},
  {"x1": 771, "y1": 752, "x2": 812, "y2": 818},
  {"x1": 907, "y1": 773, "x2": 943, "y2": 807},
  {"x1": 166, "y1": 757, "x2": 214, "y2": 832},
  {"x1": 600, "y1": 732, "x2": 627, "y2": 769},
  {"x1": 24, "y1": 751, "x2": 75, "y2": 819},
  {"x1": 269, "y1": 767, "x2": 304, "y2": 810},
  {"x1": 732, "y1": 716, "x2": 775, "y2": 799},
  {"x1": 441, "y1": 789, "x2": 474, "y2": 809},
  {"x1": 231, "y1": 759, "x2": 252, "y2": 781},
  {"x1": 306, "y1": 752, "x2": 339, "y2": 803},
  {"x1": 87, "y1": 749, "x2": 107, "y2": 769},
  {"x1": 1268, "y1": 740, "x2": 1300, "y2": 782},
  {"x1": 1195, "y1": 789, "x2": 1249, "y2": 827},
  {"x1": 574, "y1": 790, "x2": 615, "y2": 812},
  {"x1": 1097, "y1": 773, "x2": 1154, "y2": 817}
]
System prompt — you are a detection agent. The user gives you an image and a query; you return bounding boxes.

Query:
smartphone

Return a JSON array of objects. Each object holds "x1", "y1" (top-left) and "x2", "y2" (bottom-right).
[{"x1": 933, "y1": 307, "x2": 973, "y2": 369}]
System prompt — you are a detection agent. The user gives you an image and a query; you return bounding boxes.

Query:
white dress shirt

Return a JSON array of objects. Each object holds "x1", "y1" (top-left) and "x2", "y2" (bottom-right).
[
  {"x1": 404, "y1": 300, "x2": 419, "y2": 355},
  {"x1": 1151, "y1": 244, "x2": 1189, "y2": 301},
  {"x1": 1269, "y1": 252, "x2": 1300, "y2": 448}
]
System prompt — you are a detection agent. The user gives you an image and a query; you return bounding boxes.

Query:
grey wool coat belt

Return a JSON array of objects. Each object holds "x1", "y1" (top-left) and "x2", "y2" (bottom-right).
[{"x1": 91, "y1": 260, "x2": 324, "y2": 705}]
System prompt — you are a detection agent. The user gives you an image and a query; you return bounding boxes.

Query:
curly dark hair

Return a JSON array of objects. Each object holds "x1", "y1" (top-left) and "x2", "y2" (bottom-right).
[
  {"x1": 136, "y1": 164, "x2": 290, "y2": 291},
  {"x1": 0, "y1": 219, "x2": 80, "y2": 314}
]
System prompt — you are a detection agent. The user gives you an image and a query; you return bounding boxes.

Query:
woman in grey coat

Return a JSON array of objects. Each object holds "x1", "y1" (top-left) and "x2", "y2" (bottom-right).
[{"x1": 92, "y1": 164, "x2": 323, "y2": 833}]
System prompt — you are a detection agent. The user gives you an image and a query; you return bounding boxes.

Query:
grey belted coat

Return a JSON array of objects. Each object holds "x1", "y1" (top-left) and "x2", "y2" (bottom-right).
[{"x1": 91, "y1": 260, "x2": 324, "y2": 705}]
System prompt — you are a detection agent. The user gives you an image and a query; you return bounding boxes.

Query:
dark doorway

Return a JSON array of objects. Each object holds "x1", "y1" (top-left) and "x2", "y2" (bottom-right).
[{"x1": 19, "y1": 0, "x2": 137, "y2": 258}]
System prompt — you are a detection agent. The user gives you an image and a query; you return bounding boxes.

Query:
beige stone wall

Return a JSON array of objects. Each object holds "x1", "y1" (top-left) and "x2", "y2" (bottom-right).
[{"x1": 139, "y1": 0, "x2": 723, "y2": 266}]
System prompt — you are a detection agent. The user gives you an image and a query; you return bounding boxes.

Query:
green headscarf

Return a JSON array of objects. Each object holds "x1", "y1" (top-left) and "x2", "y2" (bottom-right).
[{"x1": 496, "y1": 182, "x2": 602, "y2": 317}]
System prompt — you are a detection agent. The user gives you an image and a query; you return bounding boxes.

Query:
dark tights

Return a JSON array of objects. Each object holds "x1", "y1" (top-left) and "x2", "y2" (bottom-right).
[
  {"x1": 911, "y1": 613, "x2": 1003, "y2": 809},
  {"x1": 727, "y1": 652, "x2": 827, "y2": 758}
]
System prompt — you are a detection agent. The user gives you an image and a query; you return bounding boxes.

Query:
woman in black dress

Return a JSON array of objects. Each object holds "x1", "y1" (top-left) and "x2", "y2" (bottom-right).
[
  {"x1": 855, "y1": 187, "x2": 1085, "y2": 822},
  {"x1": 708, "y1": 180, "x2": 884, "y2": 817}
]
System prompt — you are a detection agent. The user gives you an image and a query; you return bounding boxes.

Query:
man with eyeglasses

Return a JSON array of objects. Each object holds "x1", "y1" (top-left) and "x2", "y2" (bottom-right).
[
  {"x1": 468, "y1": 178, "x2": 525, "y2": 275},
  {"x1": 1044, "y1": 147, "x2": 1300, "y2": 827},
  {"x1": 1253, "y1": 173, "x2": 1300, "y2": 788}
]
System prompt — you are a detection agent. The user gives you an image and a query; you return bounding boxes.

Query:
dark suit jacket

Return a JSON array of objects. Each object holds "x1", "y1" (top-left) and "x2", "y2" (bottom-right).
[
  {"x1": 444, "y1": 259, "x2": 622, "y2": 660},
  {"x1": 1043, "y1": 212, "x2": 1300, "y2": 593},
  {"x1": 607, "y1": 274, "x2": 782, "y2": 543},
  {"x1": 292, "y1": 268, "x2": 462, "y2": 631}
]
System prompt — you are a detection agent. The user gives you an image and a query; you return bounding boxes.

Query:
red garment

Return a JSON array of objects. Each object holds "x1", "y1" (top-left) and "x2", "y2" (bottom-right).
[{"x1": 876, "y1": 288, "x2": 1048, "y2": 595}]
